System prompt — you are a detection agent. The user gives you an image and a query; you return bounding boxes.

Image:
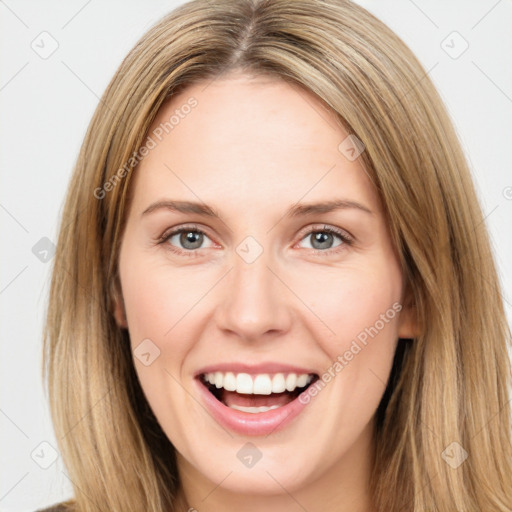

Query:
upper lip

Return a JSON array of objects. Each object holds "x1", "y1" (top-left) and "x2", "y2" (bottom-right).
[{"x1": 195, "y1": 362, "x2": 318, "y2": 378}]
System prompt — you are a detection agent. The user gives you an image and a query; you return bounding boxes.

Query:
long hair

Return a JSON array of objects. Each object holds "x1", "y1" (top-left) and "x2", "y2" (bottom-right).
[{"x1": 43, "y1": 0, "x2": 512, "y2": 510}]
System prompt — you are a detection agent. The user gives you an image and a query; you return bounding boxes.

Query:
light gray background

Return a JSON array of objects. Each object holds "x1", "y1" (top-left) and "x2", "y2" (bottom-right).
[{"x1": 1, "y1": 1, "x2": 511, "y2": 510}]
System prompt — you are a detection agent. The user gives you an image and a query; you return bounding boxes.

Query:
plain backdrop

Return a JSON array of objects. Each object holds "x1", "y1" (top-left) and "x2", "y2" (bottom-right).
[{"x1": 1, "y1": 0, "x2": 511, "y2": 510}]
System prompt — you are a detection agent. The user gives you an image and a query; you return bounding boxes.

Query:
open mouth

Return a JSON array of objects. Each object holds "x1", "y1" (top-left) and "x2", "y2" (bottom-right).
[{"x1": 199, "y1": 372, "x2": 319, "y2": 413}]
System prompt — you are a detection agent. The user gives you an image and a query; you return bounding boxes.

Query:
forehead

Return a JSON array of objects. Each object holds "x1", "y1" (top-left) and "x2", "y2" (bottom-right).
[{"x1": 131, "y1": 74, "x2": 380, "y2": 216}]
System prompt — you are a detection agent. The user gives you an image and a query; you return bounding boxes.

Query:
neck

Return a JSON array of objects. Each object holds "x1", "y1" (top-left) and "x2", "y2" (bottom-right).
[{"x1": 174, "y1": 419, "x2": 377, "y2": 512}]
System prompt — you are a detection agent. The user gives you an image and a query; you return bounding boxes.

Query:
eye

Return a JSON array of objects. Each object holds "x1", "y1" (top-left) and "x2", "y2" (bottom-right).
[
  {"x1": 158, "y1": 224, "x2": 353, "y2": 257},
  {"x1": 161, "y1": 225, "x2": 215, "y2": 256},
  {"x1": 296, "y1": 225, "x2": 353, "y2": 254}
]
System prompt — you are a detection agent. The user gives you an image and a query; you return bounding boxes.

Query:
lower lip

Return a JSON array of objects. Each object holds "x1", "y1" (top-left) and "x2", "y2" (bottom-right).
[{"x1": 195, "y1": 378, "x2": 311, "y2": 436}]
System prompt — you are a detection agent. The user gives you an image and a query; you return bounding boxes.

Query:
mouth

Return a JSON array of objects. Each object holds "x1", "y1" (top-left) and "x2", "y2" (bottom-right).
[{"x1": 198, "y1": 371, "x2": 320, "y2": 413}]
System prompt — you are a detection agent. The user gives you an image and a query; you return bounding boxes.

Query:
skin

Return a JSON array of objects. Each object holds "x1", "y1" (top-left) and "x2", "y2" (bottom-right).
[{"x1": 114, "y1": 71, "x2": 418, "y2": 512}]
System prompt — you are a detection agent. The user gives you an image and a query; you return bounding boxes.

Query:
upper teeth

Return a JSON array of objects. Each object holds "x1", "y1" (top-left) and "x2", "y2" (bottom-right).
[{"x1": 202, "y1": 372, "x2": 313, "y2": 394}]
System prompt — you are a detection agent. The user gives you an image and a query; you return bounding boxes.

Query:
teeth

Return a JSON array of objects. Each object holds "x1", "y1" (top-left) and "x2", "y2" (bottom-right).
[
  {"x1": 296, "y1": 374, "x2": 309, "y2": 388},
  {"x1": 285, "y1": 373, "x2": 297, "y2": 392},
  {"x1": 254, "y1": 374, "x2": 272, "y2": 395},
  {"x1": 203, "y1": 371, "x2": 313, "y2": 394},
  {"x1": 229, "y1": 404, "x2": 281, "y2": 413},
  {"x1": 236, "y1": 373, "x2": 253, "y2": 394},
  {"x1": 223, "y1": 372, "x2": 236, "y2": 391},
  {"x1": 272, "y1": 373, "x2": 286, "y2": 393}
]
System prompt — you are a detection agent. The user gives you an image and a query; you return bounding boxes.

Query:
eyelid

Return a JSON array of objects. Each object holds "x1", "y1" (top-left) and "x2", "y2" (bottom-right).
[
  {"x1": 157, "y1": 223, "x2": 219, "y2": 248},
  {"x1": 295, "y1": 223, "x2": 353, "y2": 244}
]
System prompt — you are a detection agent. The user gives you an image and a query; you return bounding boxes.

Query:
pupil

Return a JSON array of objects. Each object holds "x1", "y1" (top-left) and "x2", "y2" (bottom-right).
[
  {"x1": 181, "y1": 231, "x2": 203, "y2": 250},
  {"x1": 312, "y1": 232, "x2": 332, "y2": 250}
]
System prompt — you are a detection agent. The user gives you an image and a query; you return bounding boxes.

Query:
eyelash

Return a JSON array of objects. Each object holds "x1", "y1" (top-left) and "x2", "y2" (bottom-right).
[{"x1": 157, "y1": 224, "x2": 353, "y2": 258}]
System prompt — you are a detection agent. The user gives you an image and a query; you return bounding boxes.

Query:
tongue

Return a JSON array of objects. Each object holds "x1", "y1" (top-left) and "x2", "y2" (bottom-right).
[{"x1": 222, "y1": 389, "x2": 295, "y2": 408}]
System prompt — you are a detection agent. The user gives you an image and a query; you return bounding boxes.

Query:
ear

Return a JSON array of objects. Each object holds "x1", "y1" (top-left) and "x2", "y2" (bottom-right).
[
  {"x1": 112, "y1": 277, "x2": 128, "y2": 329},
  {"x1": 397, "y1": 282, "x2": 420, "y2": 339}
]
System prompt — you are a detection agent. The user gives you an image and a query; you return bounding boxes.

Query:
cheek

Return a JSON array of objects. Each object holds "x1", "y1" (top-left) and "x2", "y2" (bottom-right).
[
  {"x1": 301, "y1": 259, "x2": 402, "y2": 418},
  {"x1": 119, "y1": 249, "x2": 219, "y2": 410},
  {"x1": 301, "y1": 261, "x2": 402, "y2": 351},
  {"x1": 120, "y1": 251, "x2": 208, "y2": 344},
  {"x1": 119, "y1": 251, "x2": 205, "y2": 440}
]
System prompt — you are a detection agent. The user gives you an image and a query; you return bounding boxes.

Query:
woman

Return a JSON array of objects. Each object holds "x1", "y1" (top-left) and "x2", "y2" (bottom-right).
[{"x1": 40, "y1": 0, "x2": 512, "y2": 510}]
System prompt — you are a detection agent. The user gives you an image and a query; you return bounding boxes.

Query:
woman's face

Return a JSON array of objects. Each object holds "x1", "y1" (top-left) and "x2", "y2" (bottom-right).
[{"x1": 115, "y1": 72, "x2": 416, "y2": 500}]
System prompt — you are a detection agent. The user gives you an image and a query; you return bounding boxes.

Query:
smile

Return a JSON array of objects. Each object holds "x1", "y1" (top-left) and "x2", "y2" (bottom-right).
[{"x1": 195, "y1": 368, "x2": 319, "y2": 436}]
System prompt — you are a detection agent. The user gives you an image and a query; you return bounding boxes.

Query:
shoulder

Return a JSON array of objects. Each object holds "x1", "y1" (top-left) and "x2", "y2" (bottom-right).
[{"x1": 35, "y1": 501, "x2": 74, "y2": 512}]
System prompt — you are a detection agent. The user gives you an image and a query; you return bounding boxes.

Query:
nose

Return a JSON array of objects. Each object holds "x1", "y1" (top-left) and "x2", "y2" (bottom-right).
[{"x1": 214, "y1": 250, "x2": 293, "y2": 342}]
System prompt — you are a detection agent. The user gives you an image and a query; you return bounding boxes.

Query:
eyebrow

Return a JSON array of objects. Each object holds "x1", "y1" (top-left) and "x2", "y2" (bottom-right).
[{"x1": 141, "y1": 198, "x2": 374, "y2": 219}]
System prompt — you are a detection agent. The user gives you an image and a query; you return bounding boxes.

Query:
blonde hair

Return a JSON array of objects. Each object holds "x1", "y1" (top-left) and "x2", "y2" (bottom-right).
[{"x1": 43, "y1": 0, "x2": 512, "y2": 510}]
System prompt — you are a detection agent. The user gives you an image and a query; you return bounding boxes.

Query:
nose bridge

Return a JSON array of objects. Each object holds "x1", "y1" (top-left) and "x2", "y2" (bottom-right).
[{"x1": 215, "y1": 241, "x2": 292, "y2": 340}]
